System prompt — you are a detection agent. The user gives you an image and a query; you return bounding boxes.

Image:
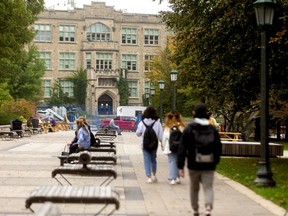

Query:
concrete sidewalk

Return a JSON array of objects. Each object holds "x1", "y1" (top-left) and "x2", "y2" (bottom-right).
[{"x1": 0, "y1": 131, "x2": 286, "y2": 216}]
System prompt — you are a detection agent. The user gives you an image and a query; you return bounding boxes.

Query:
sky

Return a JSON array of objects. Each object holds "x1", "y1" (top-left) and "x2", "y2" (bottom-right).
[{"x1": 44, "y1": 0, "x2": 171, "y2": 14}]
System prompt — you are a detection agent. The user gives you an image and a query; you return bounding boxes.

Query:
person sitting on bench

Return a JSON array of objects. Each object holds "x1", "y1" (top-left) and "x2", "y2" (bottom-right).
[
  {"x1": 109, "y1": 118, "x2": 121, "y2": 135},
  {"x1": 68, "y1": 118, "x2": 91, "y2": 154}
]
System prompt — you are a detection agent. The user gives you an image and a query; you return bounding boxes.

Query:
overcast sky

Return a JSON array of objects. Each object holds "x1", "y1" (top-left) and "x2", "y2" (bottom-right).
[{"x1": 44, "y1": 0, "x2": 171, "y2": 14}]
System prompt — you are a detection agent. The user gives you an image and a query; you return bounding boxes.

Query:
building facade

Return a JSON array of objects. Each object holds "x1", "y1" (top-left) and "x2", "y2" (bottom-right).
[{"x1": 34, "y1": 2, "x2": 168, "y2": 115}]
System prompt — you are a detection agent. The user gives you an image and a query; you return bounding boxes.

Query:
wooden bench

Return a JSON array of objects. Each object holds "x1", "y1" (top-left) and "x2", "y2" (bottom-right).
[
  {"x1": 94, "y1": 138, "x2": 116, "y2": 148},
  {"x1": 219, "y1": 132, "x2": 242, "y2": 142},
  {"x1": 52, "y1": 164, "x2": 117, "y2": 186},
  {"x1": 95, "y1": 132, "x2": 117, "y2": 143},
  {"x1": 81, "y1": 146, "x2": 117, "y2": 155},
  {"x1": 25, "y1": 185, "x2": 120, "y2": 215},
  {"x1": 34, "y1": 202, "x2": 61, "y2": 216},
  {"x1": 54, "y1": 151, "x2": 117, "y2": 186},
  {"x1": 58, "y1": 152, "x2": 117, "y2": 166},
  {"x1": 0, "y1": 131, "x2": 16, "y2": 140},
  {"x1": 221, "y1": 141, "x2": 284, "y2": 157}
]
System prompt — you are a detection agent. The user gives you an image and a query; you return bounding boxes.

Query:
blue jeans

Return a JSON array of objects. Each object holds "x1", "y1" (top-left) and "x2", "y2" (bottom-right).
[
  {"x1": 142, "y1": 149, "x2": 157, "y2": 177},
  {"x1": 168, "y1": 152, "x2": 179, "y2": 180},
  {"x1": 111, "y1": 125, "x2": 121, "y2": 134}
]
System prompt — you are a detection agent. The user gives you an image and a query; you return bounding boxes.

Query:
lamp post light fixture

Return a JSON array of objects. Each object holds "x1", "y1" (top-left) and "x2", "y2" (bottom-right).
[
  {"x1": 170, "y1": 69, "x2": 178, "y2": 110},
  {"x1": 158, "y1": 80, "x2": 165, "y2": 124},
  {"x1": 145, "y1": 92, "x2": 150, "y2": 106},
  {"x1": 150, "y1": 88, "x2": 156, "y2": 107},
  {"x1": 254, "y1": 0, "x2": 276, "y2": 187}
]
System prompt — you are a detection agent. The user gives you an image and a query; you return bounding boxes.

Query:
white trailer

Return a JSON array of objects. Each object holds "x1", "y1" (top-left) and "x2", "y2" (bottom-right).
[{"x1": 116, "y1": 106, "x2": 146, "y2": 117}]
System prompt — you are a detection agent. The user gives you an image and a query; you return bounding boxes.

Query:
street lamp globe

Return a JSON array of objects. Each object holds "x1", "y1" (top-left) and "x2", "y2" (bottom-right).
[
  {"x1": 158, "y1": 80, "x2": 165, "y2": 90},
  {"x1": 254, "y1": 0, "x2": 275, "y2": 26},
  {"x1": 145, "y1": 92, "x2": 150, "y2": 99},
  {"x1": 150, "y1": 88, "x2": 155, "y2": 96},
  {"x1": 170, "y1": 69, "x2": 178, "y2": 82}
]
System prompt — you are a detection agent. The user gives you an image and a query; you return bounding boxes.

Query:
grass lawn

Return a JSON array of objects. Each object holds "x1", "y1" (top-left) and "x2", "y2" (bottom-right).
[
  {"x1": 274, "y1": 141, "x2": 288, "y2": 151},
  {"x1": 217, "y1": 157, "x2": 288, "y2": 210}
]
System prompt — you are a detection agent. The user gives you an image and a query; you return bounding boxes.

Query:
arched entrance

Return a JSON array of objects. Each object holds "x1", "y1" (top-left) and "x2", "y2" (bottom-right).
[{"x1": 98, "y1": 94, "x2": 113, "y2": 115}]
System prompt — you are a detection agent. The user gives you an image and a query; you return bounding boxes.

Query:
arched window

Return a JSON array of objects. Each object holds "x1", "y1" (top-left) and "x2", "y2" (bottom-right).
[{"x1": 86, "y1": 23, "x2": 111, "y2": 41}]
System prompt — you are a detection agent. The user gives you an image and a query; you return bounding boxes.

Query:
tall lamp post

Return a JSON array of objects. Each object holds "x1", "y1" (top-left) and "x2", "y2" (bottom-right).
[
  {"x1": 254, "y1": 0, "x2": 276, "y2": 187},
  {"x1": 170, "y1": 69, "x2": 178, "y2": 110},
  {"x1": 158, "y1": 80, "x2": 165, "y2": 124},
  {"x1": 150, "y1": 88, "x2": 155, "y2": 107}
]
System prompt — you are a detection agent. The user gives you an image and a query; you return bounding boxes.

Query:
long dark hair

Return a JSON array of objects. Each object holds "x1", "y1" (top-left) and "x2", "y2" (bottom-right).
[{"x1": 141, "y1": 106, "x2": 159, "y2": 121}]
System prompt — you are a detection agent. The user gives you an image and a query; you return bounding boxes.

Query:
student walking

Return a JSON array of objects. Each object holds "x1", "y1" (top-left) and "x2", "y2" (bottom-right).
[
  {"x1": 161, "y1": 110, "x2": 185, "y2": 185},
  {"x1": 136, "y1": 106, "x2": 163, "y2": 183},
  {"x1": 177, "y1": 103, "x2": 222, "y2": 216}
]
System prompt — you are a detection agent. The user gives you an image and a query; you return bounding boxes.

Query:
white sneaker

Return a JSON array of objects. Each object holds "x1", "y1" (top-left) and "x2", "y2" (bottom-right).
[
  {"x1": 146, "y1": 177, "x2": 153, "y2": 184},
  {"x1": 176, "y1": 177, "x2": 181, "y2": 184},
  {"x1": 151, "y1": 175, "x2": 158, "y2": 183},
  {"x1": 169, "y1": 179, "x2": 176, "y2": 185}
]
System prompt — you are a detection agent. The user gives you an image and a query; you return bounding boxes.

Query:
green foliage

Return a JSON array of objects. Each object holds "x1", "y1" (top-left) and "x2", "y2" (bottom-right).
[
  {"x1": 47, "y1": 80, "x2": 75, "y2": 105},
  {"x1": 0, "y1": 83, "x2": 13, "y2": 103},
  {"x1": 7, "y1": 46, "x2": 45, "y2": 102},
  {"x1": 0, "y1": 99, "x2": 36, "y2": 124},
  {"x1": 160, "y1": 0, "x2": 288, "y2": 133},
  {"x1": 0, "y1": 0, "x2": 44, "y2": 82},
  {"x1": 116, "y1": 69, "x2": 129, "y2": 106},
  {"x1": 217, "y1": 157, "x2": 288, "y2": 209},
  {"x1": 66, "y1": 68, "x2": 88, "y2": 105}
]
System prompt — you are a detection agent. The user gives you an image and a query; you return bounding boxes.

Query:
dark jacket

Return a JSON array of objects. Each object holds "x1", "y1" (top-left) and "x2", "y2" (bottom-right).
[{"x1": 177, "y1": 118, "x2": 222, "y2": 171}]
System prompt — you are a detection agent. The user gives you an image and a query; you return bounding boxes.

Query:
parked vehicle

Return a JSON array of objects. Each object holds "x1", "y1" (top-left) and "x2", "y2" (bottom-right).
[
  {"x1": 116, "y1": 106, "x2": 146, "y2": 117},
  {"x1": 100, "y1": 116, "x2": 137, "y2": 131}
]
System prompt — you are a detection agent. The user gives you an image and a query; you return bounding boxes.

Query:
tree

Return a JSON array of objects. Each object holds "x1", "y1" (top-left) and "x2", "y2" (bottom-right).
[
  {"x1": 160, "y1": 0, "x2": 288, "y2": 133},
  {"x1": 47, "y1": 80, "x2": 75, "y2": 105},
  {"x1": 0, "y1": 99, "x2": 36, "y2": 124},
  {"x1": 8, "y1": 45, "x2": 45, "y2": 102},
  {"x1": 67, "y1": 68, "x2": 88, "y2": 105},
  {"x1": 0, "y1": 83, "x2": 12, "y2": 104},
  {"x1": 116, "y1": 69, "x2": 129, "y2": 106},
  {"x1": 0, "y1": 0, "x2": 44, "y2": 82}
]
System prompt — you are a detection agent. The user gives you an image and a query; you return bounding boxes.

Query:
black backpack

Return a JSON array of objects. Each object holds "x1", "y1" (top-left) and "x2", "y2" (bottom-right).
[
  {"x1": 192, "y1": 125, "x2": 215, "y2": 163},
  {"x1": 169, "y1": 126, "x2": 182, "y2": 153},
  {"x1": 142, "y1": 120, "x2": 158, "y2": 152},
  {"x1": 90, "y1": 131, "x2": 97, "y2": 147}
]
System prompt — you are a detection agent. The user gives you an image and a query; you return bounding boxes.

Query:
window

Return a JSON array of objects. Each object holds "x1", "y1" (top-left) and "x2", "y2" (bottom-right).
[
  {"x1": 144, "y1": 81, "x2": 150, "y2": 94},
  {"x1": 86, "y1": 23, "x2": 111, "y2": 41},
  {"x1": 59, "y1": 52, "x2": 75, "y2": 70},
  {"x1": 121, "y1": 28, "x2": 137, "y2": 44},
  {"x1": 86, "y1": 52, "x2": 91, "y2": 69},
  {"x1": 59, "y1": 25, "x2": 75, "y2": 42},
  {"x1": 60, "y1": 80, "x2": 74, "y2": 97},
  {"x1": 39, "y1": 52, "x2": 52, "y2": 69},
  {"x1": 144, "y1": 29, "x2": 160, "y2": 45},
  {"x1": 42, "y1": 80, "x2": 51, "y2": 97},
  {"x1": 34, "y1": 24, "x2": 51, "y2": 42},
  {"x1": 129, "y1": 81, "x2": 138, "y2": 97},
  {"x1": 122, "y1": 54, "x2": 137, "y2": 71},
  {"x1": 144, "y1": 54, "x2": 155, "y2": 71},
  {"x1": 96, "y1": 53, "x2": 112, "y2": 70}
]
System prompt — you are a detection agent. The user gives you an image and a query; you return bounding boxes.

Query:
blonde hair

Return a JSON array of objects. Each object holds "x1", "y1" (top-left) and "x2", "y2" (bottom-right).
[
  {"x1": 78, "y1": 116, "x2": 88, "y2": 125},
  {"x1": 164, "y1": 110, "x2": 185, "y2": 129},
  {"x1": 76, "y1": 118, "x2": 89, "y2": 133}
]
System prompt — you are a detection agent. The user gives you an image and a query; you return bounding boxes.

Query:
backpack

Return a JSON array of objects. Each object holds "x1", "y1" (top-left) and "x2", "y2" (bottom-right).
[
  {"x1": 90, "y1": 131, "x2": 97, "y2": 147},
  {"x1": 142, "y1": 120, "x2": 158, "y2": 152},
  {"x1": 192, "y1": 125, "x2": 215, "y2": 163},
  {"x1": 169, "y1": 126, "x2": 182, "y2": 153}
]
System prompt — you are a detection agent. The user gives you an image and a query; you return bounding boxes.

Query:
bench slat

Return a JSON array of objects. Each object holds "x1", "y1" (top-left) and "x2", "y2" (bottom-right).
[{"x1": 26, "y1": 186, "x2": 120, "y2": 210}]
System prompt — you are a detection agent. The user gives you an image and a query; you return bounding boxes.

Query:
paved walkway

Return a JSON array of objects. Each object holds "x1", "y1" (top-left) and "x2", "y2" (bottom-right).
[{"x1": 0, "y1": 131, "x2": 286, "y2": 216}]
